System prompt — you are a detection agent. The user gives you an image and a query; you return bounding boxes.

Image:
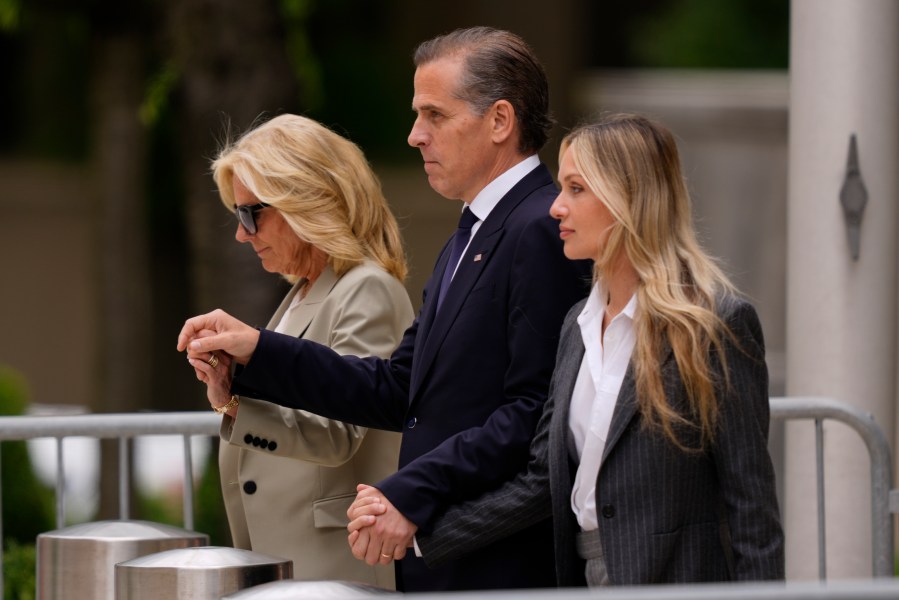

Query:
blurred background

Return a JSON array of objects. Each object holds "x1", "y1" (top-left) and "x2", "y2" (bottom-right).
[
  {"x1": 0, "y1": 0, "x2": 790, "y2": 417},
  {"x1": 0, "y1": 0, "x2": 791, "y2": 588}
]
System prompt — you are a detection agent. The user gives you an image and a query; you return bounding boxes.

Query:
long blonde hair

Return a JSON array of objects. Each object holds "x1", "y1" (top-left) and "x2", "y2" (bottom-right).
[
  {"x1": 212, "y1": 114, "x2": 407, "y2": 283},
  {"x1": 563, "y1": 114, "x2": 736, "y2": 449}
]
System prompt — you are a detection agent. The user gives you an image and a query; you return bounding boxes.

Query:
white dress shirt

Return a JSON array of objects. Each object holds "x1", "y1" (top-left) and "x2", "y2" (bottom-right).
[
  {"x1": 445, "y1": 155, "x2": 540, "y2": 281},
  {"x1": 569, "y1": 282, "x2": 637, "y2": 531}
]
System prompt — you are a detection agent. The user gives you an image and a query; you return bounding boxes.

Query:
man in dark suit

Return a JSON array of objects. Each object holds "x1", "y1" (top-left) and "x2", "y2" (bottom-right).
[{"x1": 179, "y1": 26, "x2": 590, "y2": 592}]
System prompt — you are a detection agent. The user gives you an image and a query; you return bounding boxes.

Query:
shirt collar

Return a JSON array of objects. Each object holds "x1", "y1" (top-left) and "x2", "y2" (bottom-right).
[
  {"x1": 465, "y1": 155, "x2": 540, "y2": 222},
  {"x1": 578, "y1": 281, "x2": 638, "y2": 330}
]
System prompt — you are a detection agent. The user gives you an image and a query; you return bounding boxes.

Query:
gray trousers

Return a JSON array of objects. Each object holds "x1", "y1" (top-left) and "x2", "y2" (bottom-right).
[{"x1": 576, "y1": 529, "x2": 610, "y2": 587}]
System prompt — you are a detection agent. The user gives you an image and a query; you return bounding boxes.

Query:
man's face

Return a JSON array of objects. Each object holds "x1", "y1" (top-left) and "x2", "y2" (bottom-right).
[{"x1": 408, "y1": 57, "x2": 497, "y2": 202}]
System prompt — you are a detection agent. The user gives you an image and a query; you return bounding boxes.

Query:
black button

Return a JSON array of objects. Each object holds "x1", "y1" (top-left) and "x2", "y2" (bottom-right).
[
  {"x1": 243, "y1": 481, "x2": 257, "y2": 495},
  {"x1": 267, "y1": 441, "x2": 277, "y2": 451},
  {"x1": 244, "y1": 434, "x2": 253, "y2": 445},
  {"x1": 601, "y1": 505, "x2": 615, "y2": 519},
  {"x1": 260, "y1": 439, "x2": 268, "y2": 448},
  {"x1": 406, "y1": 417, "x2": 417, "y2": 429},
  {"x1": 252, "y1": 436, "x2": 262, "y2": 447}
]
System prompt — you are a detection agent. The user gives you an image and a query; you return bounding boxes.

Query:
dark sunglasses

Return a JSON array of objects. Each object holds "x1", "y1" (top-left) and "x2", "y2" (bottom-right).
[{"x1": 234, "y1": 202, "x2": 270, "y2": 235}]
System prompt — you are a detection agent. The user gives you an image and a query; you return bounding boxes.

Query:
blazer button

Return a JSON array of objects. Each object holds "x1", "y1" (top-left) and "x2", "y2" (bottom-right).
[
  {"x1": 267, "y1": 441, "x2": 277, "y2": 451},
  {"x1": 260, "y1": 439, "x2": 268, "y2": 448},
  {"x1": 406, "y1": 417, "x2": 417, "y2": 429},
  {"x1": 601, "y1": 504, "x2": 615, "y2": 519},
  {"x1": 243, "y1": 481, "x2": 257, "y2": 495},
  {"x1": 252, "y1": 436, "x2": 262, "y2": 447},
  {"x1": 244, "y1": 434, "x2": 253, "y2": 445}
]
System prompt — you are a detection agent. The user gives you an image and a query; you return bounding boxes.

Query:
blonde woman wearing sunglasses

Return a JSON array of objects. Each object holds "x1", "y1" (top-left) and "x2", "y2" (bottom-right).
[{"x1": 187, "y1": 113, "x2": 412, "y2": 587}]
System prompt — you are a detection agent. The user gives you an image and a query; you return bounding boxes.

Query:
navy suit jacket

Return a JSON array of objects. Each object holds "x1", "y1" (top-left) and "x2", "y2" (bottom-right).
[
  {"x1": 417, "y1": 295, "x2": 785, "y2": 586},
  {"x1": 232, "y1": 163, "x2": 592, "y2": 591}
]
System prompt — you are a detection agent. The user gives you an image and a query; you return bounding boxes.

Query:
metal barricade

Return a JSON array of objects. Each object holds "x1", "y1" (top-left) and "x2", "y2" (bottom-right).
[
  {"x1": 0, "y1": 411, "x2": 220, "y2": 592},
  {"x1": 0, "y1": 399, "x2": 894, "y2": 596},
  {"x1": 769, "y1": 396, "x2": 895, "y2": 578}
]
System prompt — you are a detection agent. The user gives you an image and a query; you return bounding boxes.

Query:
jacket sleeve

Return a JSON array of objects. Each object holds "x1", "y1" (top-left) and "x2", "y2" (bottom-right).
[
  {"x1": 231, "y1": 279, "x2": 417, "y2": 433},
  {"x1": 223, "y1": 271, "x2": 413, "y2": 465},
  {"x1": 713, "y1": 298, "x2": 785, "y2": 580}
]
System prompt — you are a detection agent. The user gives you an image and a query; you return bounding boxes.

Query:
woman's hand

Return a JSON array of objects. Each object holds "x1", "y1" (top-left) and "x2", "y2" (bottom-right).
[{"x1": 187, "y1": 333, "x2": 238, "y2": 418}]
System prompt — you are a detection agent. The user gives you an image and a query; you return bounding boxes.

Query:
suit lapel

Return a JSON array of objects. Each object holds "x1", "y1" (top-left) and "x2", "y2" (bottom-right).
[
  {"x1": 267, "y1": 266, "x2": 339, "y2": 337},
  {"x1": 601, "y1": 342, "x2": 675, "y2": 464},
  {"x1": 266, "y1": 282, "x2": 302, "y2": 330},
  {"x1": 415, "y1": 227, "x2": 502, "y2": 366},
  {"x1": 551, "y1": 336, "x2": 585, "y2": 462},
  {"x1": 413, "y1": 240, "x2": 451, "y2": 356},
  {"x1": 409, "y1": 164, "x2": 554, "y2": 403},
  {"x1": 602, "y1": 365, "x2": 638, "y2": 465},
  {"x1": 408, "y1": 227, "x2": 502, "y2": 401}
]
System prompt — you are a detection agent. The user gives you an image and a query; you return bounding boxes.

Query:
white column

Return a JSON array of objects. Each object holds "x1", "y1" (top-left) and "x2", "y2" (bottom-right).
[{"x1": 786, "y1": 0, "x2": 899, "y2": 580}]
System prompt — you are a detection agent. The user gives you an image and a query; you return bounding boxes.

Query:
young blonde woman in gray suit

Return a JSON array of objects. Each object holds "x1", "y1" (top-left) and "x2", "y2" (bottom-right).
[
  {"x1": 187, "y1": 114, "x2": 413, "y2": 587},
  {"x1": 350, "y1": 113, "x2": 785, "y2": 586}
]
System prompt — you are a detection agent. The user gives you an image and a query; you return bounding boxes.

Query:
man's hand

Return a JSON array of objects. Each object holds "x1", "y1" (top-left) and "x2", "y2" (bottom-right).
[
  {"x1": 347, "y1": 484, "x2": 417, "y2": 565},
  {"x1": 177, "y1": 309, "x2": 260, "y2": 365}
]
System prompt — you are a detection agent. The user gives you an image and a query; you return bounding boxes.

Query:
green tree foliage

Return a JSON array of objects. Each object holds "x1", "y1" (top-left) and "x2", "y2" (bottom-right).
[
  {"x1": 633, "y1": 0, "x2": 789, "y2": 68},
  {"x1": 0, "y1": 366, "x2": 54, "y2": 600},
  {"x1": 0, "y1": 0, "x2": 21, "y2": 31},
  {"x1": 0, "y1": 4, "x2": 91, "y2": 159},
  {"x1": 280, "y1": 0, "x2": 324, "y2": 112},
  {"x1": 302, "y1": 0, "x2": 411, "y2": 161},
  {"x1": 0, "y1": 366, "x2": 54, "y2": 545},
  {"x1": 585, "y1": 0, "x2": 788, "y2": 70},
  {"x1": 3, "y1": 540, "x2": 35, "y2": 600}
]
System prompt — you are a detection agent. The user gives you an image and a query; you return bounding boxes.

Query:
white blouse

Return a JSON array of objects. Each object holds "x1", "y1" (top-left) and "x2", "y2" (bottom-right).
[{"x1": 569, "y1": 283, "x2": 637, "y2": 531}]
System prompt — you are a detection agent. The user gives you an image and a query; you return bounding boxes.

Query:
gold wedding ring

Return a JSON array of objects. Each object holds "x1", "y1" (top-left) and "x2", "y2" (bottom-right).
[
  {"x1": 207, "y1": 354, "x2": 219, "y2": 368},
  {"x1": 381, "y1": 553, "x2": 392, "y2": 558}
]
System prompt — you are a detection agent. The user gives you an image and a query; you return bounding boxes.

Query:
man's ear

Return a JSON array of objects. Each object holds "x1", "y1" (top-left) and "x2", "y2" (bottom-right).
[{"x1": 489, "y1": 100, "x2": 516, "y2": 145}]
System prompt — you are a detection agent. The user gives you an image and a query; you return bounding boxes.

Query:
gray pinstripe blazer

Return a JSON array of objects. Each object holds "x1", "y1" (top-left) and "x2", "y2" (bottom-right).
[{"x1": 417, "y1": 294, "x2": 785, "y2": 586}]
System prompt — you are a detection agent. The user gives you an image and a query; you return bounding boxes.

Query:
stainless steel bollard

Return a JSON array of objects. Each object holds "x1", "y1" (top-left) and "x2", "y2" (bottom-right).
[
  {"x1": 36, "y1": 520, "x2": 209, "y2": 600},
  {"x1": 224, "y1": 579, "x2": 397, "y2": 598},
  {"x1": 114, "y1": 546, "x2": 292, "y2": 599}
]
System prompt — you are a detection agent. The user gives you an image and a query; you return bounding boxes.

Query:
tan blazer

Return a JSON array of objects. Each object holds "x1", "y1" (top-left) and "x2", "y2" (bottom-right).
[{"x1": 219, "y1": 261, "x2": 413, "y2": 587}]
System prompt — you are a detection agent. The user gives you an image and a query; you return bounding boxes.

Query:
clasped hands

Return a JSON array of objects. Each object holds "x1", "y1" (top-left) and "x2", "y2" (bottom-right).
[
  {"x1": 346, "y1": 484, "x2": 418, "y2": 565},
  {"x1": 177, "y1": 309, "x2": 261, "y2": 365},
  {"x1": 185, "y1": 334, "x2": 239, "y2": 416},
  {"x1": 179, "y1": 313, "x2": 419, "y2": 562},
  {"x1": 178, "y1": 309, "x2": 262, "y2": 417}
]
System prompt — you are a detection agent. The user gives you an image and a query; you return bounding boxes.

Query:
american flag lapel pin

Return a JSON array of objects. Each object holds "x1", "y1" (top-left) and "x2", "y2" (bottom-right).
[{"x1": 473, "y1": 253, "x2": 483, "y2": 262}]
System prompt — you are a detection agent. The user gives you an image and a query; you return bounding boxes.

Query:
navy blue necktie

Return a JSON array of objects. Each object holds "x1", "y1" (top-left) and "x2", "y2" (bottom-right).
[{"x1": 436, "y1": 206, "x2": 478, "y2": 312}]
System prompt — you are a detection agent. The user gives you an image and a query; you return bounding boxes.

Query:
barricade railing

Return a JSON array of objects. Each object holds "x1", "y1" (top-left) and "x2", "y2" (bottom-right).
[
  {"x1": 0, "y1": 411, "x2": 221, "y2": 592},
  {"x1": 0, "y1": 398, "x2": 893, "y2": 596},
  {"x1": 769, "y1": 396, "x2": 896, "y2": 578},
  {"x1": 397, "y1": 580, "x2": 899, "y2": 599}
]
